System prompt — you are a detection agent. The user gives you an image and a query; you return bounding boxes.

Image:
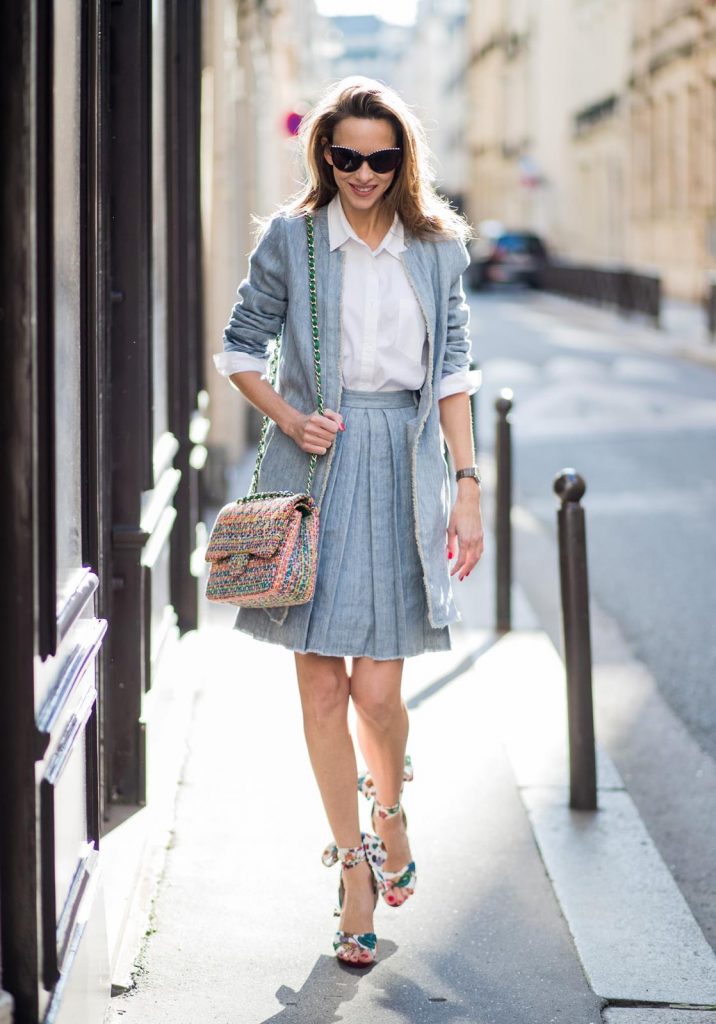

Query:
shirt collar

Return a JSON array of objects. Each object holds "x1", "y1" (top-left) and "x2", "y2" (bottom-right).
[{"x1": 327, "y1": 191, "x2": 406, "y2": 258}]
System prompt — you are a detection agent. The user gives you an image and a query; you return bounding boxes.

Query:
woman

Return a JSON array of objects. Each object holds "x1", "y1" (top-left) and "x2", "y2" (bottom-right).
[{"x1": 214, "y1": 76, "x2": 484, "y2": 966}]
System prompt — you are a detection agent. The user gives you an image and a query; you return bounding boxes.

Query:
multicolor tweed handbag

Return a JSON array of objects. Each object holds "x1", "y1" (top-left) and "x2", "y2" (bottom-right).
[{"x1": 205, "y1": 213, "x2": 323, "y2": 608}]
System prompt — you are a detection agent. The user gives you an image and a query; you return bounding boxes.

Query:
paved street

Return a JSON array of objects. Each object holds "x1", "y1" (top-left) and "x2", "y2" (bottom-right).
[
  {"x1": 471, "y1": 287, "x2": 716, "y2": 748},
  {"x1": 466, "y1": 286, "x2": 716, "y2": 948}
]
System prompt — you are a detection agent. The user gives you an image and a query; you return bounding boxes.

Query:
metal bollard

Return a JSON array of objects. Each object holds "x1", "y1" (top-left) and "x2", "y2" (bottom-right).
[
  {"x1": 706, "y1": 272, "x2": 716, "y2": 343},
  {"x1": 554, "y1": 469, "x2": 597, "y2": 811},
  {"x1": 495, "y1": 389, "x2": 513, "y2": 633}
]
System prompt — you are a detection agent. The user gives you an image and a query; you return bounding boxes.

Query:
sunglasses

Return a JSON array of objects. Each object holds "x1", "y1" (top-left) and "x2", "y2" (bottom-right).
[{"x1": 329, "y1": 145, "x2": 402, "y2": 175}]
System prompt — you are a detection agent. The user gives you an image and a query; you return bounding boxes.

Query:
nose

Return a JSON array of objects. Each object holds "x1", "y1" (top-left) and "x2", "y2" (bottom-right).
[{"x1": 354, "y1": 162, "x2": 375, "y2": 182}]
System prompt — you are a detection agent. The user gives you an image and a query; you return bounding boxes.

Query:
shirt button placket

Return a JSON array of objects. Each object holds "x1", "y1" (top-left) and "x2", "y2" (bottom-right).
[{"x1": 358, "y1": 250, "x2": 380, "y2": 389}]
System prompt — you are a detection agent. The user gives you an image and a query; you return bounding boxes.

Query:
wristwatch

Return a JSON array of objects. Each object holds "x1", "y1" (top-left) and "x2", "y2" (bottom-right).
[{"x1": 455, "y1": 466, "x2": 481, "y2": 485}]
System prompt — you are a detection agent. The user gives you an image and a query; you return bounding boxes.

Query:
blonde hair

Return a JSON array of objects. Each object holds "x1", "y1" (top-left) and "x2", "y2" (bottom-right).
[{"x1": 276, "y1": 76, "x2": 471, "y2": 244}]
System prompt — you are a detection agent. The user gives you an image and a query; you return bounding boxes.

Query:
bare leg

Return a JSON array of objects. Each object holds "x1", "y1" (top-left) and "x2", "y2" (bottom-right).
[
  {"x1": 350, "y1": 657, "x2": 412, "y2": 906},
  {"x1": 294, "y1": 651, "x2": 376, "y2": 963}
]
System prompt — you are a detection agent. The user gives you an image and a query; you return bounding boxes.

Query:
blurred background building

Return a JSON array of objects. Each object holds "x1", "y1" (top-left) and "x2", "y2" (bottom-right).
[
  {"x1": 201, "y1": 0, "x2": 716, "y2": 511},
  {"x1": 629, "y1": 0, "x2": 716, "y2": 297},
  {"x1": 202, "y1": 0, "x2": 330, "y2": 492},
  {"x1": 465, "y1": 0, "x2": 716, "y2": 300},
  {"x1": 398, "y1": 0, "x2": 470, "y2": 211},
  {"x1": 325, "y1": 14, "x2": 413, "y2": 84}
]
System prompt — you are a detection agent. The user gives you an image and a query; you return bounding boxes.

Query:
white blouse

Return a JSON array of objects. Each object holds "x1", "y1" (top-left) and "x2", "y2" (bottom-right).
[{"x1": 214, "y1": 192, "x2": 480, "y2": 399}]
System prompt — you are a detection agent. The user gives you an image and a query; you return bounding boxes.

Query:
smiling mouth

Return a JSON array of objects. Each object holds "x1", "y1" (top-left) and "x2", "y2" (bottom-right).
[{"x1": 349, "y1": 183, "x2": 377, "y2": 195}]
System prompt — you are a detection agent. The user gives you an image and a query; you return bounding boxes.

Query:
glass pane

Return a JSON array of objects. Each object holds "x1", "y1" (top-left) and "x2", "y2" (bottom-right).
[
  {"x1": 53, "y1": 0, "x2": 83, "y2": 607},
  {"x1": 53, "y1": 726, "x2": 88, "y2": 920},
  {"x1": 151, "y1": 0, "x2": 169, "y2": 456}
]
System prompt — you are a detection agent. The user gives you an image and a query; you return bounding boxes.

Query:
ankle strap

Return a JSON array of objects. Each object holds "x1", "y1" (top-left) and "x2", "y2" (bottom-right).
[
  {"x1": 321, "y1": 842, "x2": 366, "y2": 869},
  {"x1": 322, "y1": 832, "x2": 388, "y2": 877},
  {"x1": 373, "y1": 798, "x2": 402, "y2": 821}
]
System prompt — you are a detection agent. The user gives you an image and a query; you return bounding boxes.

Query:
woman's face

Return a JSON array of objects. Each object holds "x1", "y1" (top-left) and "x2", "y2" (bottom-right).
[{"x1": 322, "y1": 116, "x2": 399, "y2": 216}]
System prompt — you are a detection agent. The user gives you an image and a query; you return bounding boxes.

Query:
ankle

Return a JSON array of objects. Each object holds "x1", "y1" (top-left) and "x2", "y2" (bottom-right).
[
  {"x1": 372, "y1": 794, "x2": 404, "y2": 826},
  {"x1": 377, "y1": 811, "x2": 404, "y2": 829},
  {"x1": 341, "y1": 859, "x2": 372, "y2": 886}
]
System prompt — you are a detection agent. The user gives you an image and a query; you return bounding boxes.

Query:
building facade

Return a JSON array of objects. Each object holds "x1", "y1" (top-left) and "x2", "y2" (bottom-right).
[
  {"x1": 1, "y1": 3, "x2": 206, "y2": 1023},
  {"x1": 397, "y1": 0, "x2": 470, "y2": 210},
  {"x1": 628, "y1": 0, "x2": 716, "y2": 297},
  {"x1": 0, "y1": 1, "x2": 327, "y2": 1020},
  {"x1": 202, "y1": 0, "x2": 329, "y2": 491},
  {"x1": 466, "y1": 0, "x2": 716, "y2": 299}
]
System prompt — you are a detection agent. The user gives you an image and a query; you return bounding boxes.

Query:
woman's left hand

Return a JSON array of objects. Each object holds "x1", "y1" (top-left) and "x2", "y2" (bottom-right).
[{"x1": 447, "y1": 489, "x2": 485, "y2": 581}]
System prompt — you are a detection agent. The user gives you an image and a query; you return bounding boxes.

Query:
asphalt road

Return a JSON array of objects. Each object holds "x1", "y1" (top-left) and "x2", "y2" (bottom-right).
[
  {"x1": 464, "y1": 284, "x2": 716, "y2": 949},
  {"x1": 469, "y1": 285, "x2": 716, "y2": 757}
]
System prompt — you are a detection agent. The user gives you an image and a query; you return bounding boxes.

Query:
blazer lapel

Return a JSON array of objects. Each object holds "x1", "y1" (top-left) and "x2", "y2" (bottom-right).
[
  {"x1": 401, "y1": 235, "x2": 437, "y2": 356},
  {"x1": 400, "y1": 235, "x2": 438, "y2": 433},
  {"x1": 311, "y1": 205, "x2": 344, "y2": 414}
]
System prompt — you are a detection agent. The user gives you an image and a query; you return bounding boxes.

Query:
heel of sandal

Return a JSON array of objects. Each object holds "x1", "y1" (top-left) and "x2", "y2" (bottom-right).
[{"x1": 322, "y1": 832, "x2": 387, "y2": 966}]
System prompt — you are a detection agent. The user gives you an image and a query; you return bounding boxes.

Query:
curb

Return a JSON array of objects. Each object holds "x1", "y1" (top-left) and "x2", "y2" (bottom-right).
[{"x1": 468, "y1": 629, "x2": 716, "y2": 1009}]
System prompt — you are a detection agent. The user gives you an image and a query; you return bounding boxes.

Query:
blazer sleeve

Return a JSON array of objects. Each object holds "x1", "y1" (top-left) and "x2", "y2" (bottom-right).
[
  {"x1": 439, "y1": 239, "x2": 481, "y2": 396},
  {"x1": 214, "y1": 214, "x2": 288, "y2": 374}
]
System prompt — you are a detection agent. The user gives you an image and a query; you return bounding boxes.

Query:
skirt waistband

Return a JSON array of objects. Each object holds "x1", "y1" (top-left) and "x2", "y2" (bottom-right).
[{"x1": 339, "y1": 388, "x2": 420, "y2": 409}]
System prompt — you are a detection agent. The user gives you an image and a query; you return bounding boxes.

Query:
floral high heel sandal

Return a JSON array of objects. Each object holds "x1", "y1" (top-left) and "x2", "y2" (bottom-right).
[
  {"x1": 357, "y1": 756, "x2": 417, "y2": 908},
  {"x1": 321, "y1": 832, "x2": 387, "y2": 966}
]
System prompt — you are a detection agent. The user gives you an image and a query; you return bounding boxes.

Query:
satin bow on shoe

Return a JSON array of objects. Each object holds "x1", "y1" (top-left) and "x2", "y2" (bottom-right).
[{"x1": 357, "y1": 755, "x2": 417, "y2": 908}]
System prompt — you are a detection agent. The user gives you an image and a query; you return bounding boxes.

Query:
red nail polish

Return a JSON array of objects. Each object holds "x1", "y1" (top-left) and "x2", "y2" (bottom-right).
[{"x1": 447, "y1": 550, "x2": 453, "y2": 559}]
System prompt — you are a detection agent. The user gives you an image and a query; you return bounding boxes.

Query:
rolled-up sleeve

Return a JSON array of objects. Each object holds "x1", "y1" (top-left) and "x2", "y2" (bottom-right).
[
  {"x1": 212, "y1": 214, "x2": 288, "y2": 377},
  {"x1": 439, "y1": 238, "x2": 479, "y2": 398},
  {"x1": 438, "y1": 366, "x2": 481, "y2": 399},
  {"x1": 214, "y1": 350, "x2": 268, "y2": 379}
]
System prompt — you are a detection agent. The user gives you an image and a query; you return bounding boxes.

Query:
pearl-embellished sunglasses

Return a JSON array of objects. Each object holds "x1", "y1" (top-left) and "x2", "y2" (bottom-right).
[{"x1": 329, "y1": 145, "x2": 402, "y2": 174}]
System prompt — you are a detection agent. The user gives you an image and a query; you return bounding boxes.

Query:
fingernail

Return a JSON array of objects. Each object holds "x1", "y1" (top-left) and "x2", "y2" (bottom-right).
[{"x1": 447, "y1": 550, "x2": 453, "y2": 559}]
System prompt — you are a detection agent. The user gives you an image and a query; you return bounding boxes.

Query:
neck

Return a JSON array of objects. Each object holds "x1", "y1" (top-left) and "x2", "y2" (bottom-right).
[{"x1": 338, "y1": 193, "x2": 393, "y2": 240}]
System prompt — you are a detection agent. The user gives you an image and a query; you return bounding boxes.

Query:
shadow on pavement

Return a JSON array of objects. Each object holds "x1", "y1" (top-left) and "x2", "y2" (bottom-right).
[
  {"x1": 261, "y1": 940, "x2": 508, "y2": 1024},
  {"x1": 261, "y1": 944, "x2": 399, "y2": 1024},
  {"x1": 406, "y1": 633, "x2": 498, "y2": 711}
]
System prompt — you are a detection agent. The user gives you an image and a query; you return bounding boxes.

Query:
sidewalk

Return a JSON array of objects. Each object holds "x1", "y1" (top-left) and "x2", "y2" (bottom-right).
[
  {"x1": 102, "y1": 459, "x2": 716, "y2": 1023},
  {"x1": 103, "y1": 617, "x2": 605, "y2": 1024}
]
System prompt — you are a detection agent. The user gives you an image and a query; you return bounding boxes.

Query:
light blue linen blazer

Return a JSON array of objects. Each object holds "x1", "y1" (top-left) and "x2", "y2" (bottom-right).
[{"x1": 221, "y1": 202, "x2": 473, "y2": 629}]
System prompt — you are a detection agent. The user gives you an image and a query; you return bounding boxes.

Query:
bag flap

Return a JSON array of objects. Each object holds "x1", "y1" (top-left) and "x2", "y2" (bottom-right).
[
  {"x1": 205, "y1": 493, "x2": 315, "y2": 562},
  {"x1": 206, "y1": 551, "x2": 250, "y2": 575}
]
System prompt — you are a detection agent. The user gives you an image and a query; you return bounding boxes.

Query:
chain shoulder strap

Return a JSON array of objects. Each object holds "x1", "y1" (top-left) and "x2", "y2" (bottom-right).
[{"x1": 239, "y1": 213, "x2": 323, "y2": 501}]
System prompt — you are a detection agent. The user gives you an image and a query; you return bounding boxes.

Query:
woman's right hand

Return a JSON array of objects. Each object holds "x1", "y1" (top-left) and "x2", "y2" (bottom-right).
[{"x1": 284, "y1": 408, "x2": 345, "y2": 455}]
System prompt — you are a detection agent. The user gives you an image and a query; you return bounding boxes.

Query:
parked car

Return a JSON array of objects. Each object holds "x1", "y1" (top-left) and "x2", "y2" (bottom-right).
[{"x1": 468, "y1": 230, "x2": 550, "y2": 289}]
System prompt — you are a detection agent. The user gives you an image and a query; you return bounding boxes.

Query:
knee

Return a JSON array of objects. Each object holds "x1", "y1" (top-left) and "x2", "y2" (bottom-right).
[
  {"x1": 352, "y1": 687, "x2": 403, "y2": 732},
  {"x1": 298, "y1": 661, "x2": 349, "y2": 725}
]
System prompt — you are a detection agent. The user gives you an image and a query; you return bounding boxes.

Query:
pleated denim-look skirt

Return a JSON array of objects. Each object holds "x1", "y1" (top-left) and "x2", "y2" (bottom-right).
[{"x1": 233, "y1": 387, "x2": 452, "y2": 660}]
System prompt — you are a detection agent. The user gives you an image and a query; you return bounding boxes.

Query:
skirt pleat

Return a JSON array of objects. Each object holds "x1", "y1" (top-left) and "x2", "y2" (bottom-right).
[{"x1": 233, "y1": 387, "x2": 452, "y2": 660}]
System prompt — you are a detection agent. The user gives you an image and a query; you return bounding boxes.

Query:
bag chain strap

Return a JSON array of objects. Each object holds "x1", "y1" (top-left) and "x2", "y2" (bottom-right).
[{"x1": 240, "y1": 212, "x2": 324, "y2": 502}]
